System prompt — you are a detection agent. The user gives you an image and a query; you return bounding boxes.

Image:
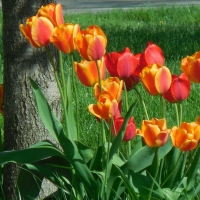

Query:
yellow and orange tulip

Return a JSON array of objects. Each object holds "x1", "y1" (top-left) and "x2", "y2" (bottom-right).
[
  {"x1": 171, "y1": 122, "x2": 200, "y2": 151},
  {"x1": 88, "y1": 91, "x2": 119, "y2": 119},
  {"x1": 74, "y1": 58, "x2": 106, "y2": 87},
  {"x1": 138, "y1": 118, "x2": 169, "y2": 147},
  {"x1": 94, "y1": 77, "x2": 123, "y2": 102},
  {"x1": 140, "y1": 63, "x2": 172, "y2": 95},
  {"x1": 20, "y1": 16, "x2": 54, "y2": 48},
  {"x1": 75, "y1": 25, "x2": 107, "y2": 61},
  {"x1": 36, "y1": 3, "x2": 64, "y2": 27},
  {"x1": 181, "y1": 52, "x2": 200, "y2": 83},
  {"x1": 51, "y1": 23, "x2": 80, "y2": 54}
]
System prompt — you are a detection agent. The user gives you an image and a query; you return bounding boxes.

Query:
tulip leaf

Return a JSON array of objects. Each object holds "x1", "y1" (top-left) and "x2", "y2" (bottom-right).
[
  {"x1": 29, "y1": 78, "x2": 59, "y2": 142},
  {"x1": 121, "y1": 138, "x2": 172, "y2": 173},
  {"x1": 17, "y1": 165, "x2": 44, "y2": 200},
  {"x1": 0, "y1": 140, "x2": 64, "y2": 165},
  {"x1": 114, "y1": 165, "x2": 139, "y2": 200},
  {"x1": 66, "y1": 70, "x2": 77, "y2": 140},
  {"x1": 109, "y1": 101, "x2": 137, "y2": 161},
  {"x1": 186, "y1": 146, "x2": 200, "y2": 191}
]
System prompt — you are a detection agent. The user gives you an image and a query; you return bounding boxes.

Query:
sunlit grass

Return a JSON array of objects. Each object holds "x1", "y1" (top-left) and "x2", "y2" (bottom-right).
[{"x1": 64, "y1": 5, "x2": 200, "y2": 146}]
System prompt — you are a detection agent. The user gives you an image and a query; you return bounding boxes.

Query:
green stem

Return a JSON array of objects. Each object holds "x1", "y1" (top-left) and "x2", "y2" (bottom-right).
[
  {"x1": 161, "y1": 95, "x2": 165, "y2": 118},
  {"x1": 70, "y1": 54, "x2": 79, "y2": 139},
  {"x1": 174, "y1": 103, "x2": 180, "y2": 127},
  {"x1": 134, "y1": 87, "x2": 149, "y2": 120},
  {"x1": 59, "y1": 51, "x2": 66, "y2": 103},
  {"x1": 124, "y1": 82, "x2": 131, "y2": 159},
  {"x1": 179, "y1": 103, "x2": 182, "y2": 125},
  {"x1": 148, "y1": 148, "x2": 159, "y2": 200},
  {"x1": 45, "y1": 47, "x2": 69, "y2": 137},
  {"x1": 161, "y1": 151, "x2": 182, "y2": 187}
]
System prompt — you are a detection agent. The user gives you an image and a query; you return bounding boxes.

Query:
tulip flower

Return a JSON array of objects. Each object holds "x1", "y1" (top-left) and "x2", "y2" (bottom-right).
[
  {"x1": 140, "y1": 63, "x2": 172, "y2": 95},
  {"x1": 36, "y1": 3, "x2": 64, "y2": 27},
  {"x1": 138, "y1": 118, "x2": 169, "y2": 147},
  {"x1": 0, "y1": 84, "x2": 4, "y2": 116},
  {"x1": 75, "y1": 25, "x2": 107, "y2": 61},
  {"x1": 51, "y1": 23, "x2": 80, "y2": 54},
  {"x1": 74, "y1": 58, "x2": 106, "y2": 87},
  {"x1": 112, "y1": 117, "x2": 136, "y2": 142},
  {"x1": 20, "y1": 16, "x2": 54, "y2": 48},
  {"x1": 163, "y1": 73, "x2": 190, "y2": 103},
  {"x1": 94, "y1": 77, "x2": 123, "y2": 102},
  {"x1": 139, "y1": 41, "x2": 165, "y2": 71},
  {"x1": 171, "y1": 122, "x2": 200, "y2": 151},
  {"x1": 88, "y1": 91, "x2": 119, "y2": 119},
  {"x1": 181, "y1": 51, "x2": 200, "y2": 83}
]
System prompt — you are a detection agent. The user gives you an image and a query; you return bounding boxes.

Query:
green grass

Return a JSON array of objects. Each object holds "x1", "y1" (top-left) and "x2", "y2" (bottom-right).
[{"x1": 63, "y1": 5, "x2": 200, "y2": 146}]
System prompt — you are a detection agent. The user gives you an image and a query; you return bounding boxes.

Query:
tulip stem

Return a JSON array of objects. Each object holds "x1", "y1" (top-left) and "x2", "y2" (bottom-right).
[
  {"x1": 123, "y1": 82, "x2": 131, "y2": 159},
  {"x1": 134, "y1": 88, "x2": 149, "y2": 120},
  {"x1": 174, "y1": 103, "x2": 180, "y2": 127},
  {"x1": 148, "y1": 148, "x2": 159, "y2": 200},
  {"x1": 96, "y1": 60, "x2": 102, "y2": 93},
  {"x1": 45, "y1": 46, "x2": 69, "y2": 137},
  {"x1": 161, "y1": 151, "x2": 182, "y2": 187},
  {"x1": 179, "y1": 103, "x2": 183, "y2": 125},
  {"x1": 70, "y1": 53, "x2": 79, "y2": 139},
  {"x1": 161, "y1": 95, "x2": 165, "y2": 118}
]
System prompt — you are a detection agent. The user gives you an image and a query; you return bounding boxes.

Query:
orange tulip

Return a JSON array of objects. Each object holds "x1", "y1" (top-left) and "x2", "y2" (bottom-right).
[
  {"x1": 171, "y1": 122, "x2": 200, "y2": 151},
  {"x1": 88, "y1": 91, "x2": 119, "y2": 119},
  {"x1": 75, "y1": 25, "x2": 107, "y2": 61},
  {"x1": 94, "y1": 77, "x2": 123, "y2": 102},
  {"x1": 20, "y1": 16, "x2": 54, "y2": 48},
  {"x1": 140, "y1": 63, "x2": 172, "y2": 95},
  {"x1": 36, "y1": 3, "x2": 64, "y2": 27},
  {"x1": 162, "y1": 73, "x2": 190, "y2": 103},
  {"x1": 0, "y1": 84, "x2": 3, "y2": 116},
  {"x1": 74, "y1": 58, "x2": 106, "y2": 87},
  {"x1": 112, "y1": 117, "x2": 136, "y2": 142},
  {"x1": 138, "y1": 118, "x2": 169, "y2": 147},
  {"x1": 51, "y1": 23, "x2": 80, "y2": 54},
  {"x1": 181, "y1": 51, "x2": 200, "y2": 83}
]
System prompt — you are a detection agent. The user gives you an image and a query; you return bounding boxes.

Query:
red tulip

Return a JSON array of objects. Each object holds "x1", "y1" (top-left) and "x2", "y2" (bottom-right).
[
  {"x1": 112, "y1": 117, "x2": 136, "y2": 142},
  {"x1": 139, "y1": 41, "x2": 165, "y2": 74},
  {"x1": 104, "y1": 47, "x2": 140, "y2": 90},
  {"x1": 163, "y1": 73, "x2": 190, "y2": 103}
]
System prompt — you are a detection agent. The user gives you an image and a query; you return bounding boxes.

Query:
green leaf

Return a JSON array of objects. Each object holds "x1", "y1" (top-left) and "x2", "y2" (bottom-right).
[
  {"x1": 187, "y1": 146, "x2": 200, "y2": 191},
  {"x1": 75, "y1": 141, "x2": 94, "y2": 164},
  {"x1": 114, "y1": 165, "x2": 138, "y2": 200},
  {"x1": 17, "y1": 165, "x2": 43, "y2": 200},
  {"x1": 66, "y1": 71, "x2": 77, "y2": 140},
  {"x1": 109, "y1": 101, "x2": 137, "y2": 161},
  {"x1": 121, "y1": 138, "x2": 173, "y2": 173},
  {"x1": 0, "y1": 140, "x2": 64, "y2": 165},
  {"x1": 29, "y1": 78, "x2": 59, "y2": 142}
]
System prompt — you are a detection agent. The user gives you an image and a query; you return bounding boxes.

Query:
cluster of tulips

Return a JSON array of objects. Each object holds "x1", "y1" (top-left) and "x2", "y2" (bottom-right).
[{"x1": 19, "y1": 3, "x2": 200, "y2": 153}]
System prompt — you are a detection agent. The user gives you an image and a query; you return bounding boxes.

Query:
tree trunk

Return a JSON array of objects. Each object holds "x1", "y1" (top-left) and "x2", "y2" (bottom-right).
[{"x1": 2, "y1": 0, "x2": 61, "y2": 199}]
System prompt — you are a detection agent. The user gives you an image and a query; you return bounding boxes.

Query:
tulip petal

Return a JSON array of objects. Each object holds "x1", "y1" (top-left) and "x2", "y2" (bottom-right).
[
  {"x1": 31, "y1": 17, "x2": 54, "y2": 47},
  {"x1": 180, "y1": 140, "x2": 198, "y2": 151},
  {"x1": 87, "y1": 35, "x2": 106, "y2": 60},
  {"x1": 55, "y1": 4, "x2": 64, "y2": 25},
  {"x1": 143, "y1": 124, "x2": 160, "y2": 147},
  {"x1": 156, "y1": 132, "x2": 168, "y2": 146},
  {"x1": 189, "y1": 59, "x2": 200, "y2": 83},
  {"x1": 155, "y1": 66, "x2": 171, "y2": 94}
]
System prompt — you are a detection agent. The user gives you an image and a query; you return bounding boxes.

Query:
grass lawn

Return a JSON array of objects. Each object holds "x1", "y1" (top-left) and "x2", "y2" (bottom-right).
[{"x1": 62, "y1": 5, "x2": 200, "y2": 147}]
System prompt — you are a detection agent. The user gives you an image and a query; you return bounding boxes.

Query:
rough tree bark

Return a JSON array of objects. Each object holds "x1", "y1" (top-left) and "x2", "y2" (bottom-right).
[{"x1": 2, "y1": 0, "x2": 61, "y2": 199}]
